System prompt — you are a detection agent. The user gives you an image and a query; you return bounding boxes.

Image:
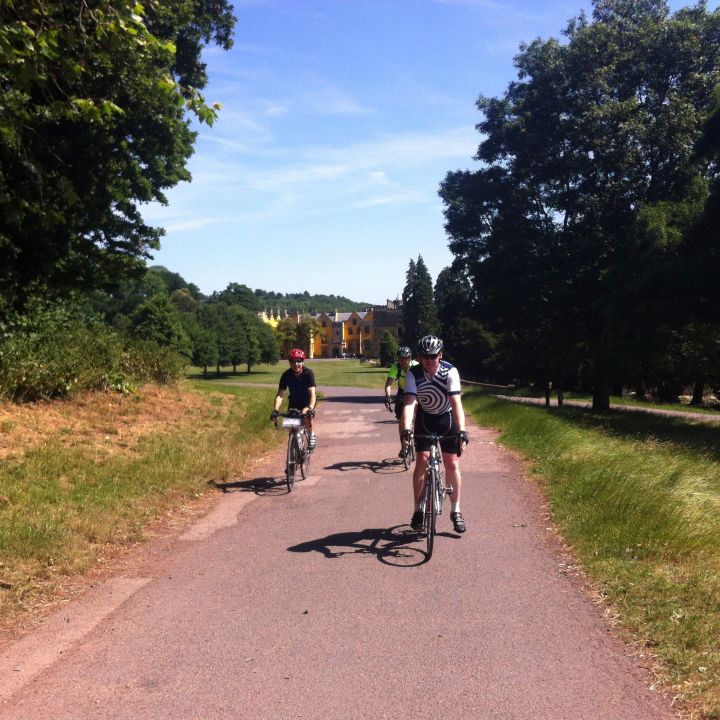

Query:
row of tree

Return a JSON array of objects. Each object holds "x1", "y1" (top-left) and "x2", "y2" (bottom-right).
[{"x1": 431, "y1": 0, "x2": 720, "y2": 408}]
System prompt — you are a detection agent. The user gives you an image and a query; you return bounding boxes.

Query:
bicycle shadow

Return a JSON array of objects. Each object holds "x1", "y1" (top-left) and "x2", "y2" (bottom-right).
[
  {"x1": 210, "y1": 476, "x2": 292, "y2": 496},
  {"x1": 323, "y1": 459, "x2": 407, "y2": 474},
  {"x1": 287, "y1": 525, "x2": 436, "y2": 566}
]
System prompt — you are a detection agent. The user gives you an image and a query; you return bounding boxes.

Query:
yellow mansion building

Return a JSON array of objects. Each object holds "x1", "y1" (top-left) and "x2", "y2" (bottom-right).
[{"x1": 258, "y1": 299, "x2": 405, "y2": 359}]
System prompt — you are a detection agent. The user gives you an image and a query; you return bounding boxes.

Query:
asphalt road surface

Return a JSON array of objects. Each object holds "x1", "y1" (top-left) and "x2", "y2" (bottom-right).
[{"x1": 0, "y1": 386, "x2": 676, "y2": 719}]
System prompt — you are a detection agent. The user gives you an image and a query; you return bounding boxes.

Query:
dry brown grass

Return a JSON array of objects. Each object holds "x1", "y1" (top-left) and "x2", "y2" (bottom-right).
[{"x1": 0, "y1": 385, "x2": 221, "y2": 460}]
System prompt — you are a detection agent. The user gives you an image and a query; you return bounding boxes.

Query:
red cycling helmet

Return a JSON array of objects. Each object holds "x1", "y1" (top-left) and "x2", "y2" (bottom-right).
[{"x1": 288, "y1": 348, "x2": 306, "y2": 361}]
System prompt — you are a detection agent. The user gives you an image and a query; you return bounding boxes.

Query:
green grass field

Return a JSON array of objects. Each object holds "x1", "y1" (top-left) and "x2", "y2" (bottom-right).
[
  {"x1": 465, "y1": 390, "x2": 720, "y2": 718},
  {"x1": 187, "y1": 358, "x2": 388, "y2": 391}
]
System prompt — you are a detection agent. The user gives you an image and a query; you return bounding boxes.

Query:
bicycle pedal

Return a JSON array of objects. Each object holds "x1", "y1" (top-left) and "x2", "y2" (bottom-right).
[{"x1": 445, "y1": 486, "x2": 454, "y2": 495}]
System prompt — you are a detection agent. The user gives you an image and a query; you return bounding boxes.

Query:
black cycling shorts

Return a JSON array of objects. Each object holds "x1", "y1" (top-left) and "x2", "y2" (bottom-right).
[
  {"x1": 414, "y1": 408, "x2": 459, "y2": 454},
  {"x1": 393, "y1": 389, "x2": 405, "y2": 420}
]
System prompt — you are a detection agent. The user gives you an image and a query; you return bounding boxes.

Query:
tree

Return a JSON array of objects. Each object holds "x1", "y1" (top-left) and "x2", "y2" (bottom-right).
[
  {"x1": 0, "y1": 1, "x2": 235, "y2": 319},
  {"x1": 402, "y1": 255, "x2": 439, "y2": 351},
  {"x1": 275, "y1": 317, "x2": 299, "y2": 358},
  {"x1": 379, "y1": 330, "x2": 399, "y2": 367},
  {"x1": 297, "y1": 317, "x2": 322, "y2": 357},
  {"x1": 435, "y1": 264, "x2": 495, "y2": 379},
  {"x1": 130, "y1": 294, "x2": 190, "y2": 356},
  {"x1": 440, "y1": 0, "x2": 720, "y2": 408},
  {"x1": 212, "y1": 283, "x2": 261, "y2": 311}
]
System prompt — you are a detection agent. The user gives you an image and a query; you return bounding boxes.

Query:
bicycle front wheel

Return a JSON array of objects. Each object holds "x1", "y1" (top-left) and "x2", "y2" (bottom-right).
[
  {"x1": 300, "y1": 431, "x2": 311, "y2": 478},
  {"x1": 424, "y1": 469, "x2": 437, "y2": 558},
  {"x1": 286, "y1": 434, "x2": 298, "y2": 491}
]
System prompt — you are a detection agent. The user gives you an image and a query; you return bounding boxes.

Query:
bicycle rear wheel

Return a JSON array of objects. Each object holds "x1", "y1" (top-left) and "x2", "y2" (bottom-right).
[
  {"x1": 286, "y1": 434, "x2": 298, "y2": 491},
  {"x1": 424, "y1": 469, "x2": 437, "y2": 558},
  {"x1": 300, "y1": 431, "x2": 311, "y2": 478}
]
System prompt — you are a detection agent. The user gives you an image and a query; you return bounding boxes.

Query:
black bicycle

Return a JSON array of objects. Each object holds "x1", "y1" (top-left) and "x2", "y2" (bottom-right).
[
  {"x1": 412, "y1": 432, "x2": 457, "y2": 559},
  {"x1": 401, "y1": 439, "x2": 416, "y2": 471},
  {"x1": 276, "y1": 410, "x2": 311, "y2": 492},
  {"x1": 387, "y1": 395, "x2": 416, "y2": 470}
]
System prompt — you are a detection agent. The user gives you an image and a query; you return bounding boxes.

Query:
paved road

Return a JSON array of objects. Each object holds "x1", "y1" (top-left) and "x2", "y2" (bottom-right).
[
  {"x1": 495, "y1": 393, "x2": 720, "y2": 422},
  {"x1": 0, "y1": 386, "x2": 676, "y2": 719}
]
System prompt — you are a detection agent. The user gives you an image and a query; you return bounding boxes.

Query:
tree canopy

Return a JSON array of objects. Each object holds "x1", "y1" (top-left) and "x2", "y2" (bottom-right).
[
  {"x1": 439, "y1": 0, "x2": 720, "y2": 406},
  {"x1": 0, "y1": 0, "x2": 235, "y2": 320}
]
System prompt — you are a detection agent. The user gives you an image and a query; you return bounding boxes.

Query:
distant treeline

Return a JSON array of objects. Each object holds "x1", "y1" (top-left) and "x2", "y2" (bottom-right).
[{"x1": 207, "y1": 283, "x2": 373, "y2": 314}]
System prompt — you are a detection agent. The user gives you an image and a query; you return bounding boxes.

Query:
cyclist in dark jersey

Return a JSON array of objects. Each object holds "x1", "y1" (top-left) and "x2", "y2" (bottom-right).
[
  {"x1": 271, "y1": 348, "x2": 317, "y2": 450},
  {"x1": 400, "y1": 335, "x2": 469, "y2": 533}
]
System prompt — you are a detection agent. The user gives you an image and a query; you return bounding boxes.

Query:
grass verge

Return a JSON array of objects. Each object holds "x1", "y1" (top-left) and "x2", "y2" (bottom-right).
[
  {"x1": 464, "y1": 390, "x2": 720, "y2": 719},
  {"x1": 0, "y1": 381, "x2": 281, "y2": 636},
  {"x1": 187, "y1": 358, "x2": 388, "y2": 390}
]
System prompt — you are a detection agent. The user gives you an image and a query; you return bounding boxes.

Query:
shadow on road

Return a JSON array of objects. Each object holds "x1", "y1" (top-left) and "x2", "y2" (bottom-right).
[
  {"x1": 210, "y1": 476, "x2": 291, "y2": 496},
  {"x1": 322, "y1": 395, "x2": 384, "y2": 404},
  {"x1": 323, "y1": 459, "x2": 407, "y2": 475},
  {"x1": 287, "y1": 525, "x2": 447, "y2": 567}
]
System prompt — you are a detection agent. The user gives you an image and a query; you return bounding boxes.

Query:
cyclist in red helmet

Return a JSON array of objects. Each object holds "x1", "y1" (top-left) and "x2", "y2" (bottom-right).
[{"x1": 271, "y1": 348, "x2": 317, "y2": 449}]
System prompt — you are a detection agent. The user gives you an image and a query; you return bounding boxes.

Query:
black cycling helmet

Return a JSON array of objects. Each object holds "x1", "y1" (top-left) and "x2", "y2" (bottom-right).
[
  {"x1": 418, "y1": 335, "x2": 443, "y2": 355},
  {"x1": 398, "y1": 346, "x2": 412, "y2": 358}
]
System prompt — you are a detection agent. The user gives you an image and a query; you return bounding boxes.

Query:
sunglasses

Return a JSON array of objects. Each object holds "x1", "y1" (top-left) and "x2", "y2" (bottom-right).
[
  {"x1": 421, "y1": 353, "x2": 439, "y2": 360},
  {"x1": 289, "y1": 359, "x2": 303, "y2": 364}
]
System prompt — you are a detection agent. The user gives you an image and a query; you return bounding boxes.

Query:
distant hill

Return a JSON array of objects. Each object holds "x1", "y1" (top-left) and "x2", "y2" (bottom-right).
[
  {"x1": 145, "y1": 268, "x2": 377, "y2": 313},
  {"x1": 253, "y1": 289, "x2": 374, "y2": 313}
]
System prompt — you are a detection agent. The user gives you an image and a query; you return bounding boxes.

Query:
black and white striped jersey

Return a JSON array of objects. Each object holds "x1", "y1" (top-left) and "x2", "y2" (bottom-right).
[{"x1": 404, "y1": 361, "x2": 461, "y2": 415}]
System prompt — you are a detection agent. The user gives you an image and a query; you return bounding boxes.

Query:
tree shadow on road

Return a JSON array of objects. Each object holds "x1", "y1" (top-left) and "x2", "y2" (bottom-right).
[
  {"x1": 322, "y1": 395, "x2": 385, "y2": 404},
  {"x1": 287, "y1": 525, "x2": 437, "y2": 566},
  {"x1": 210, "y1": 476, "x2": 292, "y2": 496}
]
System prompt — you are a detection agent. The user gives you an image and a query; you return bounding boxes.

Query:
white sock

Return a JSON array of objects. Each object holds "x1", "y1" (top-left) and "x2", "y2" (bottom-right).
[{"x1": 451, "y1": 502, "x2": 460, "y2": 513}]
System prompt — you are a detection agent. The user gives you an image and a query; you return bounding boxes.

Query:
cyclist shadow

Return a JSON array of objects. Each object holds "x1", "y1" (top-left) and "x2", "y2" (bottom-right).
[
  {"x1": 287, "y1": 525, "x2": 434, "y2": 567},
  {"x1": 210, "y1": 476, "x2": 292, "y2": 496},
  {"x1": 323, "y1": 459, "x2": 406, "y2": 475}
]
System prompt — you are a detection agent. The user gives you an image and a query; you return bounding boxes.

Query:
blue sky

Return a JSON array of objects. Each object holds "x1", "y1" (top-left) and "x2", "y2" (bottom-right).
[{"x1": 144, "y1": 0, "x2": 711, "y2": 306}]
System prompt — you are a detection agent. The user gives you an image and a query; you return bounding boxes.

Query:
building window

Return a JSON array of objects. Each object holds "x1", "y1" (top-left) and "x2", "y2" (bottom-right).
[
  {"x1": 348, "y1": 328, "x2": 353, "y2": 335},
  {"x1": 352, "y1": 319, "x2": 357, "y2": 325},
  {"x1": 364, "y1": 325, "x2": 370, "y2": 334}
]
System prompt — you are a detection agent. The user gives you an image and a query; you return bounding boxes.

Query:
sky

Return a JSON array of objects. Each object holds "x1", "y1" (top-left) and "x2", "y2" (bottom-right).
[{"x1": 143, "y1": 0, "x2": 711, "y2": 307}]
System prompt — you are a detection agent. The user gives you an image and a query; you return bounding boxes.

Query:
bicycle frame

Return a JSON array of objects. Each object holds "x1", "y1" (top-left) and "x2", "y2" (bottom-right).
[
  {"x1": 413, "y1": 432, "x2": 456, "y2": 559},
  {"x1": 277, "y1": 411, "x2": 310, "y2": 491}
]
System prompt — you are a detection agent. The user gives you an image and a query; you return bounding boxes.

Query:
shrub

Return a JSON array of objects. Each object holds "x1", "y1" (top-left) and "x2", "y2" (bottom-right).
[{"x1": 0, "y1": 303, "x2": 186, "y2": 401}]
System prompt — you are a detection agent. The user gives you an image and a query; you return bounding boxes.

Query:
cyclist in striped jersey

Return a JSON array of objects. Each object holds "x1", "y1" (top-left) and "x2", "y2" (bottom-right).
[{"x1": 400, "y1": 335, "x2": 469, "y2": 533}]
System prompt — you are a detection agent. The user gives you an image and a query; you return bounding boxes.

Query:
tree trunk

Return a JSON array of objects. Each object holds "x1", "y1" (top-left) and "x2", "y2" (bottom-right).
[
  {"x1": 690, "y1": 379, "x2": 705, "y2": 406},
  {"x1": 557, "y1": 385, "x2": 564, "y2": 407},
  {"x1": 545, "y1": 382, "x2": 551, "y2": 407},
  {"x1": 592, "y1": 381, "x2": 610, "y2": 411}
]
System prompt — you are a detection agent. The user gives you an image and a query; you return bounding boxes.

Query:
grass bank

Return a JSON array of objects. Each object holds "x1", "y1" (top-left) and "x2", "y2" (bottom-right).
[
  {"x1": 464, "y1": 391, "x2": 720, "y2": 719},
  {"x1": 0, "y1": 381, "x2": 281, "y2": 633}
]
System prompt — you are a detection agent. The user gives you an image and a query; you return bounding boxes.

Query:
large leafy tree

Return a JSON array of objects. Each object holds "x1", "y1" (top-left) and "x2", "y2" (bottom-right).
[
  {"x1": 440, "y1": 0, "x2": 720, "y2": 408},
  {"x1": 0, "y1": 0, "x2": 235, "y2": 319},
  {"x1": 402, "y1": 255, "x2": 439, "y2": 351}
]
